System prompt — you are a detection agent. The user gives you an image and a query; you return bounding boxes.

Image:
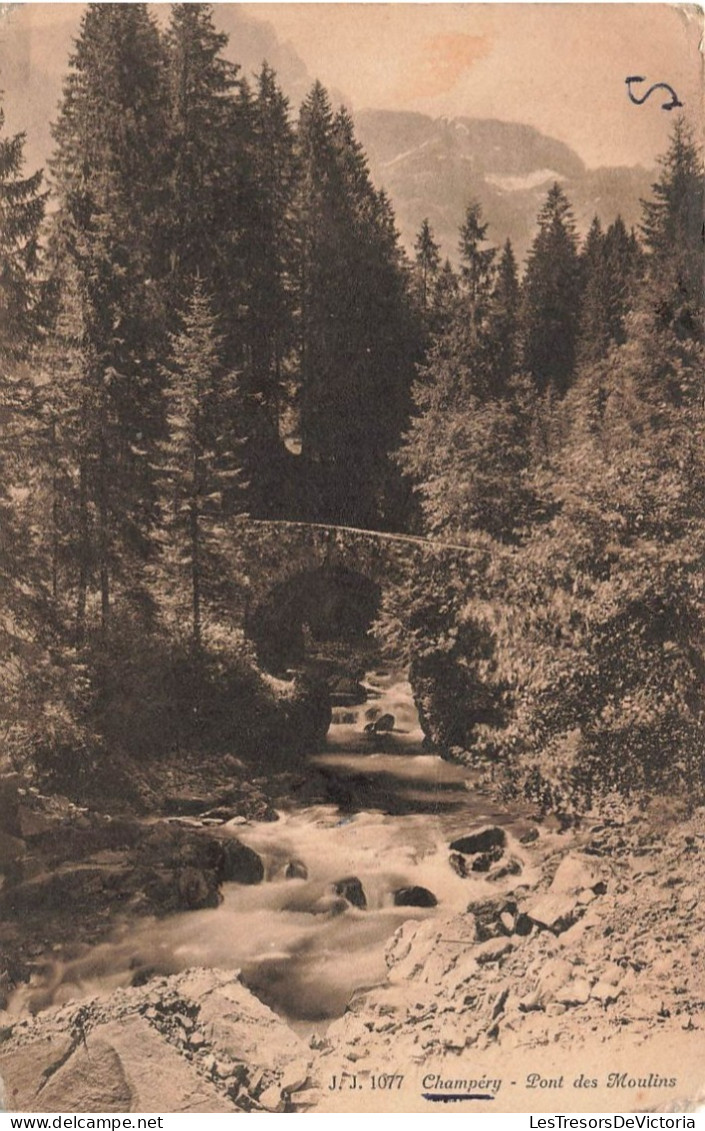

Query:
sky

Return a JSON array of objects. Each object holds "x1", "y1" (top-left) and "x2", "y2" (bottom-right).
[
  {"x1": 1, "y1": 3, "x2": 702, "y2": 173},
  {"x1": 241, "y1": 3, "x2": 704, "y2": 167}
]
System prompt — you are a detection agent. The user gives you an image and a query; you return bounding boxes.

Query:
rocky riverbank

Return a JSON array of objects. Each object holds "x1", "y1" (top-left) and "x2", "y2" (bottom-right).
[
  {"x1": 0, "y1": 968, "x2": 313, "y2": 1112},
  {"x1": 0, "y1": 766, "x2": 276, "y2": 1004},
  {"x1": 1, "y1": 788, "x2": 703, "y2": 1113},
  {"x1": 315, "y1": 801, "x2": 705, "y2": 1110}
]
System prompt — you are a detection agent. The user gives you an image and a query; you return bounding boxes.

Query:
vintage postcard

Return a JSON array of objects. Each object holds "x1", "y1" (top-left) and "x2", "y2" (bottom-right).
[{"x1": 0, "y1": 1, "x2": 703, "y2": 1116}]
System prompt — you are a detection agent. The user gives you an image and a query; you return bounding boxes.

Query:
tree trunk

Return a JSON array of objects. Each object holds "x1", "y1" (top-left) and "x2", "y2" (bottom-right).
[
  {"x1": 76, "y1": 452, "x2": 88, "y2": 646},
  {"x1": 98, "y1": 428, "x2": 110, "y2": 637},
  {"x1": 50, "y1": 417, "x2": 59, "y2": 605},
  {"x1": 190, "y1": 449, "x2": 201, "y2": 653}
]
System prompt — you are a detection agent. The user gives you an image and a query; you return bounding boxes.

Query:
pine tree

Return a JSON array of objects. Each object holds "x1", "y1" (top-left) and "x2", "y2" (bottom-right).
[
  {"x1": 232, "y1": 61, "x2": 300, "y2": 519},
  {"x1": 521, "y1": 183, "x2": 581, "y2": 395},
  {"x1": 398, "y1": 216, "x2": 536, "y2": 543},
  {"x1": 458, "y1": 200, "x2": 496, "y2": 332},
  {"x1": 0, "y1": 111, "x2": 45, "y2": 360},
  {"x1": 577, "y1": 216, "x2": 644, "y2": 366},
  {"x1": 296, "y1": 81, "x2": 337, "y2": 493},
  {"x1": 0, "y1": 109, "x2": 45, "y2": 577},
  {"x1": 0, "y1": 111, "x2": 65, "y2": 770},
  {"x1": 489, "y1": 238, "x2": 520, "y2": 390},
  {"x1": 50, "y1": 3, "x2": 170, "y2": 634},
  {"x1": 159, "y1": 280, "x2": 244, "y2": 652},
  {"x1": 163, "y1": 4, "x2": 244, "y2": 318},
  {"x1": 398, "y1": 348, "x2": 537, "y2": 543},
  {"x1": 296, "y1": 84, "x2": 418, "y2": 528},
  {"x1": 37, "y1": 242, "x2": 102, "y2": 642},
  {"x1": 640, "y1": 115, "x2": 704, "y2": 339},
  {"x1": 0, "y1": 107, "x2": 46, "y2": 603},
  {"x1": 429, "y1": 257, "x2": 461, "y2": 337},
  {"x1": 414, "y1": 218, "x2": 441, "y2": 312},
  {"x1": 244, "y1": 63, "x2": 299, "y2": 432},
  {"x1": 576, "y1": 216, "x2": 609, "y2": 364},
  {"x1": 603, "y1": 216, "x2": 643, "y2": 347}
]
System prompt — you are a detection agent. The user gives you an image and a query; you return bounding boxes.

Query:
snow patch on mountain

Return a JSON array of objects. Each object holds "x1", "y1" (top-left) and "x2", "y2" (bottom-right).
[{"x1": 486, "y1": 169, "x2": 566, "y2": 193}]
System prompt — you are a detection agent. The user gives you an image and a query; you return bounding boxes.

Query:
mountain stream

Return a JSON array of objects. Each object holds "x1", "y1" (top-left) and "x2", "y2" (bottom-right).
[{"x1": 9, "y1": 670, "x2": 529, "y2": 1025}]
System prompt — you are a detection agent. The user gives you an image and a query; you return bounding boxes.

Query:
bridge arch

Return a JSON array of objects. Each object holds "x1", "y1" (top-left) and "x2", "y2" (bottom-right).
[
  {"x1": 245, "y1": 563, "x2": 381, "y2": 672},
  {"x1": 230, "y1": 518, "x2": 480, "y2": 672},
  {"x1": 232, "y1": 520, "x2": 421, "y2": 672}
]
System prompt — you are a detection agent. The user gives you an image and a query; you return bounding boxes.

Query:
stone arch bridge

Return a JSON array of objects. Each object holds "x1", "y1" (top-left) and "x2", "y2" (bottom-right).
[
  {"x1": 232, "y1": 517, "x2": 478, "y2": 607},
  {"x1": 227, "y1": 517, "x2": 481, "y2": 668}
]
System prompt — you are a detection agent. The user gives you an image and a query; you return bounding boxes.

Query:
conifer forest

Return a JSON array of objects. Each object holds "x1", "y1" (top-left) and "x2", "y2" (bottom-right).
[
  {"x1": 0, "y1": 6, "x2": 704, "y2": 1110},
  {"x1": 3, "y1": 2, "x2": 702, "y2": 809}
]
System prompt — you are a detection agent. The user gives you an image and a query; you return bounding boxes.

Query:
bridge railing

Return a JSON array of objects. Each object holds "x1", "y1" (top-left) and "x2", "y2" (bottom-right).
[{"x1": 231, "y1": 516, "x2": 479, "y2": 555}]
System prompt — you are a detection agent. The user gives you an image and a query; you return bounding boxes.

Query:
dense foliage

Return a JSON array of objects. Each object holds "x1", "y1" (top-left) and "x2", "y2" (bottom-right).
[
  {"x1": 0, "y1": 4, "x2": 701, "y2": 815},
  {"x1": 388, "y1": 122, "x2": 704, "y2": 816}
]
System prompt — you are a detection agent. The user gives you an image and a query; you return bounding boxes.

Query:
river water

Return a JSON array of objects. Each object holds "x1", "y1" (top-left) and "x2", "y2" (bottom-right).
[{"x1": 11, "y1": 670, "x2": 529, "y2": 1023}]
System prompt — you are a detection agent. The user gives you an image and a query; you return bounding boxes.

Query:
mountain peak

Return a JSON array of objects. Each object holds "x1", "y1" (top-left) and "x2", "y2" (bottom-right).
[{"x1": 354, "y1": 109, "x2": 651, "y2": 262}]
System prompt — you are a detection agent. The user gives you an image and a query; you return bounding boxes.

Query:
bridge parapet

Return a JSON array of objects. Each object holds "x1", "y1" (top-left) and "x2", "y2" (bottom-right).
[{"x1": 227, "y1": 516, "x2": 485, "y2": 622}]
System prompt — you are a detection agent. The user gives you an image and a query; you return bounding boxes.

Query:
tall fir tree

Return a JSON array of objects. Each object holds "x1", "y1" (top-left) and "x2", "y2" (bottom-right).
[
  {"x1": 225, "y1": 62, "x2": 301, "y2": 519},
  {"x1": 602, "y1": 216, "x2": 643, "y2": 347},
  {"x1": 296, "y1": 81, "x2": 341, "y2": 512},
  {"x1": 244, "y1": 63, "x2": 299, "y2": 431},
  {"x1": 159, "y1": 279, "x2": 244, "y2": 651},
  {"x1": 576, "y1": 216, "x2": 609, "y2": 364},
  {"x1": 429, "y1": 257, "x2": 461, "y2": 337},
  {"x1": 163, "y1": 4, "x2": 246, "y2": 332},
  {"x1": 458, "y1": 201, "x2": 496, "y2": 327},
  {"x1": 0, "y1": 108, "x2": 45, "y2": 575},
  {"x1": 521, "y1": 183, "x2": 581, "y2": 395},
  {"x1": 0, "y1": 110, "x2": 45, "y2": 360},
  {"x1": 489, "y1": 238, "x2": 520, "y2": 391},
  {"x1": 0, "y1": 110, "x2": 61, "y2": 769},
  {"x1": 50, "y1": 2, "x2": 170, "y2": 634},
  {"x1": 397, "y1": 212, "x2": 536, "y2": 543},
  {"x1": 640, "y1": 115, "x2": 704, "y2": 339},
  {"x1": 413, "y1": 218, "x2": 441, "y2": 313},
  {"x1": 296, "y1": 83, "x2": 418, "y2": 528},
  {"x1": 577, "y1": 215, "x2": 643, "y2": 366},
  {"x1": 0, "y1": 107, "x2": 46, "y2": 607}
]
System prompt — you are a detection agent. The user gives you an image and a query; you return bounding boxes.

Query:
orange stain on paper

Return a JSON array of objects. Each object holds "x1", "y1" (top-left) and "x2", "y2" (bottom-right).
[{"x1": 391, "y1": 33, "x2": 491, "y2": 102}]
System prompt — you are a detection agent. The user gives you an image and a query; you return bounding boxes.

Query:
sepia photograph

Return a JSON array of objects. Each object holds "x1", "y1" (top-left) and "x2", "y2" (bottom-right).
[{"x1": 0, "y1": 0, "x2": 703, "y2": 1115}]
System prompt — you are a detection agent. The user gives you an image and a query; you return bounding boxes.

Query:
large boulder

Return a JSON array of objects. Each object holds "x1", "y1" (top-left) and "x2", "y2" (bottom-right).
[
  {"x1": 487, "y1": 856, "x2": 523, "y2": 881},
  {"x1": 138, "y1": 824, "x2": 264, "y2": 888},
  {"x1": 516, "y1": 852, "x2": 609, "y2": 936},
  {"x1": 176, "y1": 867, "x2": 220, "y2": 910},
  {"x1": 523, "y1": 891, "x2": 581, "y2": 934},
  {"x1": 0, "y1": 969, "x2": 311, "y2": 1113},
  {"x1": 0, "y1": 822, "x2": 264, "y2": 923},
  {"x1": 549, "y1": 853, "x2": 607, "y2": 895},
  {"x1": 466, "y1": 895, "x2": 517, "y2": 942},
  {"x1": 450, "y1": 826, "x2": 507, "y2": 855},
  {"x1": 470, "y1": 846, "x2": 505, "y2": 872},
  {"x1": 219, "y1": 837, "x2": 265, "y2": 885},
  {"x1": 393, "y1": 885, "x2": 437, "y2": 908},
  {"x1": 334, "y1": 876, "x2": 367, "y2": 909}
]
